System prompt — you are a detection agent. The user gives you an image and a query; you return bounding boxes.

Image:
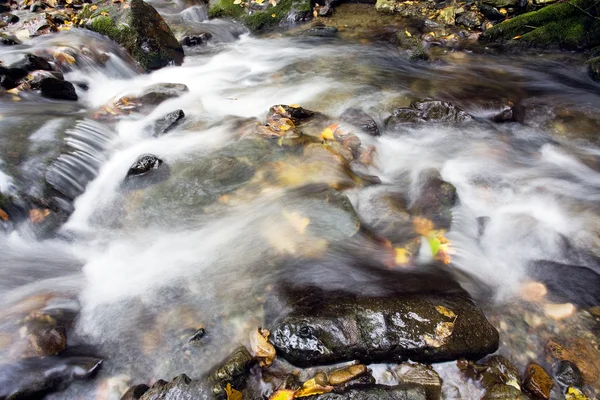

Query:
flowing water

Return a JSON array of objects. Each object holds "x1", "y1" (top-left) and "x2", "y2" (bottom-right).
[{"x1": 1, "y1": 10, "x2": 600, "y2": 399}]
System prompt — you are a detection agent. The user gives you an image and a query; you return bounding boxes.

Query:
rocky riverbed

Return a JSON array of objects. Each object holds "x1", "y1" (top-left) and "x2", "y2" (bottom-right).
[{"x1": 0, "y1": 0, "x2": 600, "y2": 398}]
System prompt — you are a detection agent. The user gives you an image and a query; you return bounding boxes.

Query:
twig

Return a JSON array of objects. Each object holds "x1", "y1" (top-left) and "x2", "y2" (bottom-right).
[{"x1": 568, "y1": 1, "x2": 600, "y2": 20}]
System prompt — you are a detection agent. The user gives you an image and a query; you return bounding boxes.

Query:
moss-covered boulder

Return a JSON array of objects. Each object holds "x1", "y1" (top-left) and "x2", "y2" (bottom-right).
[
  {"x1": 208, "y1": 0, "x2": 311, "y2": 32},
  {"x1": 480, "y1": 0, "x2": 600, "y2": 49},
  {"x1": 82, "y1": 0, "x2": 184, "y2": 71}
]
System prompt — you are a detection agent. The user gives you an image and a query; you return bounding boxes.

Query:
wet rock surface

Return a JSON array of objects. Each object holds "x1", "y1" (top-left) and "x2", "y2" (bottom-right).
[
  {"x1": 304, "y1": 385, "x2": 428, "y2": 400},
  {"x1": 524, "y1": 362, "x2": 553, "y2": 399},
  {"x1": 126, "y1": 155, "x2": 165, "y2": 177},
  {"x1": 340, "y1": 108, "x2": 380, "y2": 137},
  {"x1": 266, "y1": 279, "x2": 499, "y2": 367},
  {"x1": 40, "y1": 76, "x2": 78, "y2": 100},
  {"x1": 151, "y1": 109, "x2": 185, "y2": 137},
  {"x1": 0, "y1": 356, "x2": 102, "y2": 399},
  {"x1": 83, "y1": 0, "x2": 184, "y2": 71},
  {"x1": 385, "y1": 100, "x2": 472, "y2": 132},
  {"x1": 554, "y1": 360, "x2": 584, "y2": 389}
]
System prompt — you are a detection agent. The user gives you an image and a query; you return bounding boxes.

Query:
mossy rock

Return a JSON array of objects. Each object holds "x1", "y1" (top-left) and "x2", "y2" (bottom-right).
[
  {"x1": 208, "y1": 0, "x2": 311, "y2": 32},
  {"x1": 480, "y1": 0, "x2": 600, "y2": 49},
  {"x1": 83, "y1": 0, "x2": 184, "y2": 71}
]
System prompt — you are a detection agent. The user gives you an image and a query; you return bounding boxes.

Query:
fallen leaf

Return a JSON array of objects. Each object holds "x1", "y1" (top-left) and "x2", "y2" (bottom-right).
[
  {"x1": 225, "y1": 383, "x2": 243, "y2": 400},
  {"x1": 565, "y1": 387, "x2": 590, "y2": 400},
  {"x1": 270, "y1": 390, "x2": 296, "y2": 400},
  {"x1": 255, "y1": 0, "x2": 264, "y2": 4},
  {"x1": 29, "y1": 209, "x2": 50, "y2": 224},
  {"x1": 250, "y1": 328, "x2": 276, "y2": 368},
  {"x1": 413, "y1": 216, "x2": 434, "y2": 236},
  {"x1": 90, "y1": 4, "x2": 98, "y2": 9},
  {"x1": 320, "y1": 124, "x2": 339, "y2": 140},
  {"x1": 271, "y1": 13, "x2": 277, "y2": 17},
  {"x1": 289, "y1": 104, "x2": 301, "y2": 108},
  {"x1": 512, "y1": 35, "x2": 522, "y2": 40},
  {"x1": 294, "y1": 378, "x2": 333, "y2": 398},
  {"x1": 282, "y1": 210, "x2": 310, "y2": 234},
  {"x1": 53, "y1": 49, "x2": 76, "y2": 65},
  {"x1": 404, "y1": 29, "x2": 412, "y2": 37},
  {"x1": 435, "y1": 305, "x2": 456, "y2": 319},
  {"x1": 423, "y1": 321, "x2": 454, "y2": 347},
  {"x1": 0, "y1": 209, "x2": 8, "y2": 221},
  {"x1": 394, "y1": 247, "x2": 411, "y2": 265},
  {"x1": 233, "y1": 0, "x2": 242, "y2": 3}
]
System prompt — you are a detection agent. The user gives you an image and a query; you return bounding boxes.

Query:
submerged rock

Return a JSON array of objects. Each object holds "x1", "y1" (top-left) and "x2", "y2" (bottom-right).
[
  {"x1": 340, "y1": 108, "x2": 380, "y2": 137},
  {"x1": 410, "y1": 170, "x2": 457, "y2": 230},
  {"x1": 553, "y1": 360, "x2": 583, "y2": 389},
  {"x1": 83, "y1": 0, "x2": 184, "y2": 71},
  {"x1": 120, "y1": 383, "x2": 150, "y2": 400},
  {"x1": 266, "y1": 286, "x2": 499, "y2": 367},
  {"x1": 482, "y1": 384, "x2": 530, "y2": 400},
  {"x1": 0, "y1": 356, "x2": 102, "y2": 399},
  {"x1": 209, "y1": 346, "x2": 254, "y2": 397},
  {"x1": 393, "y1": 363, "x2": 442, "y2": 400},
  {"x1": 385, "y1": 100, "x2": 472, "y2": 132},
  {"x1": 139, "y1": 374, "x2": 210, "y2": 400}
]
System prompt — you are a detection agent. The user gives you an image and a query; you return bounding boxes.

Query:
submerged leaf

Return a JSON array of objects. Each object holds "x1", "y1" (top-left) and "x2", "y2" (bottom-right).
[
  {"x1": 435, "y1": 305, "x2": 456, "y2": 319},
  {"x1": 29, "y1": 209, "x2": 50, "y2": 224},
  {"x1": 394, "y1": 247, "x2": 411, "y2": 266},
  {"x1": 320, "y1": 124, "x2": 339, "y2": 140},
  {"x1": 294, "y1": 378, "x2": 333, "y2": 398}
]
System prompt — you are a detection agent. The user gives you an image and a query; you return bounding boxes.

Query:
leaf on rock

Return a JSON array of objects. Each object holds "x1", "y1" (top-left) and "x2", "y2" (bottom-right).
[
  {"x1": 435, "y1": 305, "x2": 456, "y2": 319},
  {"x1": 428, "y1": 236, "x2": 441, "y2": 256},
  {"x1": 394, "y1": 247, "x2": 411, "y2": 266},
  {"x1": 320, "y1": 124, "x2": 339, "y2": 141},
  {"x1": 53, "y1": 48, "x2": 76, "y2": 65},
  {"x1": 289, "y1": 104, "x2": 301, "y2": 108},
  {"x1": 565, "y1": 387, "x2": 590, "y2": 400},
  {"x1": 424, "y1": 321, "x2": 454, "y2": 348},
  {"x1": 413, "y1": 216, "x2": 434, "y2": 236},
  {"x1": 0, "y1": 209, "x2": 8, "y2": 221},
  {"x1": 270, "y1": 390, "x2": 296, "y2": 400},
  {"x1": 255, "y1": 0, "x2": 264, "y2": 4},
  {"x1": 225, "y1": 383, "x2": 243, "y2": 400},
  {"x1": 250, "y1": 328, "x2": 276, "y2": 368},
  {"x1": 294, "y1": 378, "x2": 333, "y2": 398}
]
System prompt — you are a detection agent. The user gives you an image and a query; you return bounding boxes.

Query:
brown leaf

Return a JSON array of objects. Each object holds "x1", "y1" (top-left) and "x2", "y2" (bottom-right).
[
  {"x1": 294, "y1": 379, "x2": 333, "y2": 398},
  {"x1": 29, "y1": 209, "x2": 50, "y2": 224},
  {"x1": 435, "y1": 305, "x2": 456, "y2": 319},
  {"x1": 250, "y1": 328, "x2": 276, "y2": 368},
  {"x1": 0, "y1": 209, "x2": 8, "y2": 221}
]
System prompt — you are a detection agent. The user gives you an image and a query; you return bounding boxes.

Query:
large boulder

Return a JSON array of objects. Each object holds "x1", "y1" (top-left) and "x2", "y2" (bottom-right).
[
  {"x1": 266, "y1": 280, "x2": 499, "y2": 367},
  {"x1": 480, "y1": 0, "x2": 600, "y2": 50},
  {"x1": 82, "y1": 0, "x2": 184, "y2": 71},
  {"x1": 208, "y1": 0, "x2": 312, "y2": 32}
]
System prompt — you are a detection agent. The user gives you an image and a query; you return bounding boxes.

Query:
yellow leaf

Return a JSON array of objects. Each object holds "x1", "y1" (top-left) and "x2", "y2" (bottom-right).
[
  {"x1": 394, "y1": 248, "x2": 411, "y2": 265},
  {"x1": 233, "y1": 0, "x2": 242, "y2": 3},
  {"x1": 0, "y1": 209, "x2": 8, "y2": 221},
  {"x1": 53, "y1": 49, "x2": 76, "y2": 65},
  {"x1": 320, "y1": 124, "x2": 339, "y2": 140},
  {"x1": 271, "y1": 13, "x2": 276, "y2": 17},
  {"x1": 29, "y1": 209, "x2": 50, "y2": 224},
  {"x1": 512, "y1": 35, "x2": 522, "y2": 40},
  {"x1": 282, "y1": 210, "x2": 310, "y2": 234},
  {"x1": 255, "y1": 0, "x2": 264, "y2": 4},
  {"x1": 294, "y1": 379, "x2": 333, "y2": 398},
  {"x1": 435, "y1": 305, "x2": 456, "y2": 319},
  {"x1": 565, "y1": 387, "x2": 590, "y2": 400},
  {"x1": 90, "y1": 4, "x2": 97, "y2": 9},
  {"x1": 413, "y1": 216, "x2": 434, "y2": 236},
  {"x1": 404, "y1": 29, "x2": 412, "y2": 37},
  {"x1": 270, "y1": 390, "x2": 296, "y2": 400},
  {"x1": 289, "y1": 104, "x2": 301, "y2": 108},
  {"x1": 225, "y1": 384, "x2": 243, "y2": 400},
  {"x1": 424, "y1": 321, "x2": 454, "y2": 347}
]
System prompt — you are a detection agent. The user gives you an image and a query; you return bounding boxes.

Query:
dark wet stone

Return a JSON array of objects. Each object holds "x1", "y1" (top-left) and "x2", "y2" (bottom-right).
[
  {"x1": 188, "y1": 327, "x2": 206, "y2": 343},
  {"x1": 479, "y1": 4, "x2": 505, "y2": 21},
  {"x1": 481, "y1": 0, "x2": 518, "y2": 7},
  {"x1": 0, "y1": 32, "x2": 20, "y2": 45},
  {"x1": 86, "y1": 0, "x2": 184, "y2": 71},
  {"x1": 482, "y1": 384, "x2": 530, "y2": 400},
  {"x1": 0, "y1": 356, "x2": 102, "y2": 399},
  {"x1": 0, "y1": 12, "x2": 18, "y2": 24},
  {"x1": 528, "y1": 260, "x2": 600, "y2": 307},
  {"x1": 120, "y1": 384, "x2": 150, "y2": 400},
  {"x1": 490, "y1": 102, "x2": 525, "y2": 123},
  {"x1": 480, "y1": 356, "x2": 521, "y2": 389},
  {"x1": 181, "y1": 32, "x2": 212, "y2": 46},
  {"x1": 340, "y1": 108, "x2": 380, "y2": 137},
  {"x1": 410, "y1": 170, "x2": 457, "y2": 230},
  {"x1": 40, "y1": 77, "x2": 78, "y2": 101},
  {"x1": 10, "y1": 53, "x2": 53, "y2": 73},
  {"x1": 393, "y1": 363, "x2": 441, "y2": 400},
  {"x1": 588, "y1": 57, "x2": 600, "y2": 81},
  {"x1": 151, "y1": 109, "x2": 185, "y2": 137},
  {"x1": 210, "y1": 346, "x2": 254, "y2": 398},
  {"x1": 305, "y1": 385, "x2": 427, "y2": 400},
  {"x1": 25, "y1": 325, "x2": 67, "y2": 356},
  {"x1": 139, "y1": 83, "x2": 189, "y2": 106},
  {"x1": 385, "y1": 100, "x2": 472, "y2": 131},
  {"x1": 553, "y1": 360, "x2": 583, "y2": 389},
  {"x1": 524, "y1": 362, "x2": 553, "y2": 400},
  {"x1": 139, "y1": 374, "x2": 211, "y2": 400},
  {"x1": 268, "y1": 104, "x2": 315, "y2": 123},
  {"x1": 127, "y1": 154, "x2": 164, "y2": 177},
  {"x1": 456, "y1": 11, "x2": 484, "y2": 29},
  {"x1": 300, "y1": 25, "x2": 338, "y2": 37},
  {"x1": 266, "y1": 286, "x2": 499, "y2": 367},
  {"x1": 27, "y1": 70, "x2": 65, "y2": 89}
]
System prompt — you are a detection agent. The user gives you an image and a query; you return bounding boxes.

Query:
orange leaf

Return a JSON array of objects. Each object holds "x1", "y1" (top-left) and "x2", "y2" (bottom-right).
[
  {"x1": 0, "y1": 209, "x2": 8, "y2": 221},
  {"x1": 320, "y1": 124, "x2": 339, "y2": 140},
  {"x1": 29, "y1": 209, "x2": 50, "y2": 224}
]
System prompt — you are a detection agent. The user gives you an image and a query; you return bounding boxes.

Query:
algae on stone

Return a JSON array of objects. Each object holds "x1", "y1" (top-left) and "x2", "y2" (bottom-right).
[
  {"x1": 480, "y1": 0, "x2": 600, "y2": 49},
  {"x1": 208, "y1": 0, "x2": 311, "y2": 31},
  {"x1": 85, "y1": 0, "x2": 184, "y2": 71}
]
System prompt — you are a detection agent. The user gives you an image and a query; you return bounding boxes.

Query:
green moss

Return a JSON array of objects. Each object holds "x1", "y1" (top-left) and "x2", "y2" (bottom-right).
[
  {"x1": 209, "y1": 0, "x2": 308, "y2": 31},
  {"x1": 481, "y1": 0, "x2": 600, "y2": 49}
]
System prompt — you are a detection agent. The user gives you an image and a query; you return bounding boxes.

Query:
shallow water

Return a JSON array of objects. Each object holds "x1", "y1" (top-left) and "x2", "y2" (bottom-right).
[{"x1": 1, "y1": 14, "x2": 600, "y2": 399}]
